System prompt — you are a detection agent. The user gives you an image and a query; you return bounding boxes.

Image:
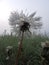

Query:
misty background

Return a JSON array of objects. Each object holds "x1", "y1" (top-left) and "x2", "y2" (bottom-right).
[{"x1": 0, "y1": 0, "x2": 49, "y2": 35}]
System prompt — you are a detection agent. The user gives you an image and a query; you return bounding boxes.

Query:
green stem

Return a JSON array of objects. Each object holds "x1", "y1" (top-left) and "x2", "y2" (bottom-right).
[{"x1": 15, "y1": 32, "x2": 24, "y2": 65}]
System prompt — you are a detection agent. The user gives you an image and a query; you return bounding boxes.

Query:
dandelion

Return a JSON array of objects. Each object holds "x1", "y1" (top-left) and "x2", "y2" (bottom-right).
[
  {"x1": 41, "y1": 41, "x2": 49, "y2": 65},
  {"x1": 45, "y1": 41, "x2": 49, "y2": 47},
  {"x1": 5, "y1": 46, "x2": 13, "y2": 60},
  {"x1": 9, "y1": 11, "x2": 42, "y2": 38},
  {"x1": 41, "y1": 41, "x2": 49, "y2": 48},
  {"x1": 6, "y1": 56, "x2": 9, "y2": 60},
  {"x1": 41, "y1": 42, "x2": 46, "y2": 48},
  {"x1": 9, "y1": 10, "x2": 42, "y2": 65}
]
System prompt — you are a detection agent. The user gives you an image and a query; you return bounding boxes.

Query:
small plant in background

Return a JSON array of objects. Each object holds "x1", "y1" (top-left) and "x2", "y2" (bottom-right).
[
  {"x1": 41, "y1": 41, "x2": 49, "y2": 65},
  {"x1": 5, "y1": 46, "x2": 13, "y2": 60},
  {"x1": 9, "y1": 10, "x2": 42, "y2": 65}
]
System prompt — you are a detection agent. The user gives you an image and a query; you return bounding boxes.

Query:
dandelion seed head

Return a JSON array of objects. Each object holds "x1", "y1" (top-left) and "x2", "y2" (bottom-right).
[
  {"x1": 6, "y1": 46, "x2": 13, "y2": 52},
  {"x1": 41, "y1": 41, "x2": 49, "y2": 48},
  {"x1": 6, "y1": 56, "x2": 9, "y2": 60}
]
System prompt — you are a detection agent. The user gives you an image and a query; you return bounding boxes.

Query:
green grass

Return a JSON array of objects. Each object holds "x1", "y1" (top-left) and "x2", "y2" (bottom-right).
[{"x1": 0, "y1": 35, "x2": 49, "y2": 65}]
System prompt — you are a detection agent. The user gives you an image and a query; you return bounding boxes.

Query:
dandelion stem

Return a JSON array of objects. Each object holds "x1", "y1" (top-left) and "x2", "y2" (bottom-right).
[{"x1": 15, "y1": 31, "x2": 24, "y2": 65}]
